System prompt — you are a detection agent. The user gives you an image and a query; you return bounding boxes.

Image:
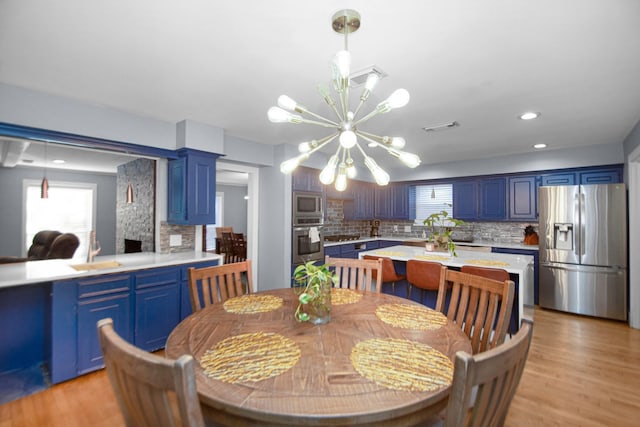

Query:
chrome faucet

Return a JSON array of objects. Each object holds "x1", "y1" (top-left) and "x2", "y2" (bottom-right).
[{"x1": 87, "y1": 230, "x2": 101, "y2": 262}]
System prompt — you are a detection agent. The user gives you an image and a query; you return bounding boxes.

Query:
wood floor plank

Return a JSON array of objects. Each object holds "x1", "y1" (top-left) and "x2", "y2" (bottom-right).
[{"x1": 1, "y1": 307, "x2": 639, "y2": 426}]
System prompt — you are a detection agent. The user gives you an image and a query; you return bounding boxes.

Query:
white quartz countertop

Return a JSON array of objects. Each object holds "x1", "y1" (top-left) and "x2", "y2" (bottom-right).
[
  {"x1": 0, "y1": 251, "x2": 223, "y2": 289},
  {"x1": 324, "y1": 236, "x2": 538, "y2": 251},
  {"x1": 358, "y1": 245, "x2": 534, "y2": 275}
]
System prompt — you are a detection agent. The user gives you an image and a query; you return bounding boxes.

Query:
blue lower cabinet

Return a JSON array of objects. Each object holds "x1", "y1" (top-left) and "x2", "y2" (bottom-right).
[
  {"x1": 51, "y1": 274, "x2": 133, "y2": 383},
  {"x1": 134, "y1": 267, "x2": 181, "y2": 352},
  {"x1": 77, "y1": 292, "x2": 131, "y2": 375},
  {"x1": 324, "y1": 246, "x2": 341, "y2": 258},
  {"x1": 50, "y1": 259, "x2": 220, "y2": 384}
]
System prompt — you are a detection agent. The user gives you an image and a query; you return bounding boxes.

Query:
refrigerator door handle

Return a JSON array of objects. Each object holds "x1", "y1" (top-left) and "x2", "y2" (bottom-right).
[{"x1": 541, "y1": 262, "x2": 625, "y2": 275}]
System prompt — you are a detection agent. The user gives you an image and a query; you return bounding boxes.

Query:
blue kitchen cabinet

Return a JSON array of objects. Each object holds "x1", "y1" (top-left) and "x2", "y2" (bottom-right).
[
  {"x1": 479, "y1": 178, "x2": 507, "y2": 220},
  {"x1": 133, "y1": 267, "x2": 181, "y2": 352},
  {"x1": 540, "y1": 172, "x2": 576, "y2": 186},
  {"x1": 168, "y1": 148, "x2": 220, "y2": 225},
  {"x1": 343, "y1": 181, "x2": 375, "y2": 220},
  {"x1": 579, "y1": 168, "x2": 622, "y2": 184},
  {"x1": 292, "y1": 166, "x2": 323, "y2": 193},
  {"x1": 379, "y1": 240, "x2": 403, "y2": 248},
  {"x1": 508, "y1": 176, "x2": 538, "y2": 220},
  {"x1": 453, "y1": 181, "x2": 478, "y2": 220},
  {"x1": 375, "y1": 183, "x2": 410, "y2": 219},
  {"x1": 324, "y1": 245, "x2": 341, "y2": 258},
  {"x1": 52, "y1": 273, "x2": 133, "y2": 383}
]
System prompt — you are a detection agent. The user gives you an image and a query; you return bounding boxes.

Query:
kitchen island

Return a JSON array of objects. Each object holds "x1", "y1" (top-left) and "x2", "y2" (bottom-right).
[
  {"x1": 358, "y1": 245, "x2": 534, "y2": 330},
  {"x1": 0, "y1": 251, "x2": 222, "y2": 403}
]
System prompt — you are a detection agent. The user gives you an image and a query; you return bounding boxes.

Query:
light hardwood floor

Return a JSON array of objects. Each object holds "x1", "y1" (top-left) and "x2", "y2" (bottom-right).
[{"x1": 1, "y1": 307, "x2": 639, "y2": 427}]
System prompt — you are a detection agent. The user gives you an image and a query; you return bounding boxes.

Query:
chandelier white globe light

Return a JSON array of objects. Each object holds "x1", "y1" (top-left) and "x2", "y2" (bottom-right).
[{"x1": 268, "y1": 9, "x2": 421, "y2": 191}]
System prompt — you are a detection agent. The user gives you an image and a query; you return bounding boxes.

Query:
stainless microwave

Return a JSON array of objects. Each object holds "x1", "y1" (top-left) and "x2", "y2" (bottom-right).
[{"x1": 293, "y1": 191, "x2": 323, "y2": 226}]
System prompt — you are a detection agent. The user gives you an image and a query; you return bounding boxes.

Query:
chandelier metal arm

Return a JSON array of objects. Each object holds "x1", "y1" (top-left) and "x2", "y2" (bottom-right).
[
  {"x1": 352, "y1": 107, "x2": 381, "y2": 127},
  {"x1": 300, "y1": 109, "x2": 340, "y2": 127},
  {"x1": 298, "y1": 117, "x2": 340, "y2": 128},
  {"x1": 306, "y1": 133, "x2": 340, "y2": 155}
]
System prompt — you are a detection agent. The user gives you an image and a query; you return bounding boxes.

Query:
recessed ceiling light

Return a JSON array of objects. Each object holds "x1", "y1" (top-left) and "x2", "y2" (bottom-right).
[
  {"x1": 519, "y1": 112, "x2": 540, "y2": 120},
  {"x1": 53, "y1": 159, "x2": 65, "y2": 164},
  {"x1": 533, "y1": 143, "x2": 547, "y2": 149}
]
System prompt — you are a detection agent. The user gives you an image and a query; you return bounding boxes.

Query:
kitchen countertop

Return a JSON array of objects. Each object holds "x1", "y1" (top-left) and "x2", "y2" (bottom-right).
[
  {"x1": 324, "y1": 236, "x2": 538, "y2": 251},
  {"x1": 0, "y1": 251, "x2": 223, "y2": 289}
]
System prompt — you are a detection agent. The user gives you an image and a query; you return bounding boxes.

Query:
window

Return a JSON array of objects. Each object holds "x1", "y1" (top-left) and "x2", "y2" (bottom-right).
[
  {"x1": 412, "y1": 184, "x2": 454, "y2": 224},
  {"x1": 23, "y1": 179, "x2": 96, "y2": 258}
]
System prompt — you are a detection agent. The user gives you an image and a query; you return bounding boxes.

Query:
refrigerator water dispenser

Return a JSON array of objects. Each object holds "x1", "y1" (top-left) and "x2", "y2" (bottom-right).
[{"x1": 553, "y1": 223, "x2": 573, "y2": 250}]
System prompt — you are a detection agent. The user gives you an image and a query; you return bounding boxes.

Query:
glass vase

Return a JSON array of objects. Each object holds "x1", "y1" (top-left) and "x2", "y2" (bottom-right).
[{"x1": 304, "y1": 280, "x2": 332, "y2": 325}]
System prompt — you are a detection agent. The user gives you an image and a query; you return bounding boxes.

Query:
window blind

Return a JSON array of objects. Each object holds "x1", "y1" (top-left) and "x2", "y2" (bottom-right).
[{"x1": 411, "y1": 184, "x2": 454, "y2": 224}]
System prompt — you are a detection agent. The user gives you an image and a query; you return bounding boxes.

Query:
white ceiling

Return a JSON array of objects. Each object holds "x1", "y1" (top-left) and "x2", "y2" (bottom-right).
[{"x1": 1, "y1": 0, "x2": 639, "y2": 176}]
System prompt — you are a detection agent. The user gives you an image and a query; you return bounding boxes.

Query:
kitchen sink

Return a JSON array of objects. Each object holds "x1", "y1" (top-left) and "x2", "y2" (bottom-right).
[{"x1": 70, "y1": 260, "x2": 122, "y2": 271}]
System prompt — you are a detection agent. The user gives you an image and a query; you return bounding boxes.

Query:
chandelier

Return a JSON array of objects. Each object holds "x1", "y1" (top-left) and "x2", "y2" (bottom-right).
[{"x1": 268, "y1": 9, "x2": 421, "y2": 191}]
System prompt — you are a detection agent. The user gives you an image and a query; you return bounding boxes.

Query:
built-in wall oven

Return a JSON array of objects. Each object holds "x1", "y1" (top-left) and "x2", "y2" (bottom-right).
[
  {"x1": 292, "y1": 191, "x2": 324, "y2": 264},
  {"x1": 292, "y1": 226, "x2": 324, "y2": 264}
]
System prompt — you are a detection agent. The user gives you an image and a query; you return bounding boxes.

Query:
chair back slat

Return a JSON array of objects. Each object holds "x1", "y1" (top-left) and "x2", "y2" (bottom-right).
[
  {"x1": 438, "y1": 269, "x2": 515, "y2": 354},
  {"x1": 97, "y1": 318, "x2": 205, "y2": 427},
  {"x1": 325, "y1": 256, "x2": 383, "y2": 293},
  {"x1": 444, "y1": 320, "x2": 533, "y2": 427},
  {"x1": 188, "y1": 260, "x2": 252, "y2": 311}
]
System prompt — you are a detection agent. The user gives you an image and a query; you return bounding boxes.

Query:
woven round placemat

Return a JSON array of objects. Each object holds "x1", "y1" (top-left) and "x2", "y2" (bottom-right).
[
  {"x1": 372, "y1": 250, "x2": 405, "y2": 257},
  {"x1": 223, "y1": 294, "x2": 283, "y2": 314},
  {"x1": 351, "y1": 338, "x2": 453, "y2": 392},
  {"x1": 375, "y1": 304, "x2": 447, "y2": 330},
  {"x1": 331, "y1": 288, "x2": 362, "y2": 305},
  {"x1": 466, "y1": 259, "x2": 510, "y2": 267},
  {"x1": 200, "y1": 332, "x2": 301, "y2": 384},
  {"x1": 415, "y1": 254, "x2": 451, "y2": 261}
]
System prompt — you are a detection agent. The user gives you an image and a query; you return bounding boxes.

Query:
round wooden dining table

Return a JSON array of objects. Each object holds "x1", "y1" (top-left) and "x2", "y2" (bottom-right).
[{"x1": 166, "y1": 288, "x2": 471, "y2": 426}]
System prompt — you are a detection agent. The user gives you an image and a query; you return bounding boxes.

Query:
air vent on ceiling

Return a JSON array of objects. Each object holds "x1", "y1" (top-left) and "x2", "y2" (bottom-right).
[
  {"x1": 422, "y1": 121, "x2": 460, "y2": 132},
  {"x1": 350, "y1": 65, "x2": 387, "y2": 87}
]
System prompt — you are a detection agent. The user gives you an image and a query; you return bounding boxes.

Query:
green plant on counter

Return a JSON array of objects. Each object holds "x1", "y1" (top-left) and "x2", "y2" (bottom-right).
[
  {"x1": 292, "y1": 261, "x2": 337, "y2": 324},
  {"x1": 422, "y1": 210, "x2": 465, "y2": 256}
]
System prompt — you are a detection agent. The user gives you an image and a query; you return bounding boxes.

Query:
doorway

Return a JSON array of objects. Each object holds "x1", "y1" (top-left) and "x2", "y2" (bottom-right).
[{"x1": 212, "y1": 161, "x2": 259, "y2": 290}]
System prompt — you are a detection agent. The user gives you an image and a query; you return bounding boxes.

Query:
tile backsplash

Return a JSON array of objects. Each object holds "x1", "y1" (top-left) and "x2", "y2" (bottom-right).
[{"x1": 324, "y1": 199, "x2": 537, "y2": 244}]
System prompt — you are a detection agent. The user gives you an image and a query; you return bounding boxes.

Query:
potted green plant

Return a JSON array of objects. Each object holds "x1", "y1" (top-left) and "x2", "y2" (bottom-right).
[
  {"x1": 422, "y1": 210, "x2": 465, "y2": 256},
  {"x1": 292, "y1": 261, "x2": 337, "y2": 324}
]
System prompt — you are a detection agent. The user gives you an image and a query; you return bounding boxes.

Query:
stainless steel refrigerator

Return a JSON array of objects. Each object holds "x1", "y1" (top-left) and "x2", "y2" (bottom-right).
[{"x1": 539, "y1": 183, "x2": 627, "y2": 320}]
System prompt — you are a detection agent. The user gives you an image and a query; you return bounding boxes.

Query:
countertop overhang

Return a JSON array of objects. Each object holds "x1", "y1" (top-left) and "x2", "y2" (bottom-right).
[
  {"x1": 324, "y1": 236, "x2": 538, "y2": 251},
  {"x1": 0, "y1": 251, "x2": 223, "y2": 289}
]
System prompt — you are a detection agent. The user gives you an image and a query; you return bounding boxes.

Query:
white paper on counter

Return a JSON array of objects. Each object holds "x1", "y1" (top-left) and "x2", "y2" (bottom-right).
[{"x1": 309, "y1": 227, "x2": 320, "y2": 243}]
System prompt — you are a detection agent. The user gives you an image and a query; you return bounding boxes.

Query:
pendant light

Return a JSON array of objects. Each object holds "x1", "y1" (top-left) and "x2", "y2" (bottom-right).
[
  {"x1": 41, "y1": 142, "x2": 49, "y2": 199},
  {"x1": 126, "y1": 182, "x2": 134, "y2": 204}
]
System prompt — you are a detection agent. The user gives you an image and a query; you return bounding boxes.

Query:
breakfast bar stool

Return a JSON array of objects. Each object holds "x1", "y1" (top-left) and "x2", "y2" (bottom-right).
[
  {"x1": 406, "y1": 260, "x2": 447, "y2": 307},
  {"x1": 363, "y1": 255, "x2": 407, "y2": 296}
]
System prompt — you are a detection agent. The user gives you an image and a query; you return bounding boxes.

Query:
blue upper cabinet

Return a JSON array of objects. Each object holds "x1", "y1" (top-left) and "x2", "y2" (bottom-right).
[
  {"x1": 508, "y1": 175, "x2": 538, "y2": 220},
  {"x1": 168, "y1": 148, "x2": 220, "y2": 225},
  {"x1": 540, "y1": 172, "x2": 576, "y2": 186},
  {"x1": 343, "y1": 180, "x2": 375, "y2": 220},
  {"x1": 453, "y1": 181, "x2": 478, "y2": 220},
  {"x1": 580, "y1": 168, "x2": 622, "y2": 184},
  {"x1": 479, "y1": 178, "x2": 506, "y2": 220},
  {"x1": 374, "y1": 182, "x2": 409, "y2": 220},
  {"x1": 292, "y1": 166, "x2": 323, "y2": 193}
]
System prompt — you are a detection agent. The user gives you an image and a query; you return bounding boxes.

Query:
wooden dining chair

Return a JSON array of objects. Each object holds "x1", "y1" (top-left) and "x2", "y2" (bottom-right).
[
  {"x1": 436, "y1": 269, "x2": 514, "y2": 354},
  {"x1": 461, "y1": 265, "x2": 517, "y2": 335},
  {"x1": 363, "y1": 255, "x2": 407, "y2": 294},
  {"x1": 97, "y1": 318, "x2": 205, "y2": 427},
  {"x1": 325, "y1": 256, "x2": 383, "y2": 293},
  {"x1": 406, "y1": 260, "x2": 447, "y2": 305},
  {"x1": 188, "y1": 259, "x2": 253, "y2": 312},
  {"x1": 232, "y1": 233, "x2": 247, "y2": 261},
  {"x1": 444, "y1": 319, "x2": 533, "y2": 427}
]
